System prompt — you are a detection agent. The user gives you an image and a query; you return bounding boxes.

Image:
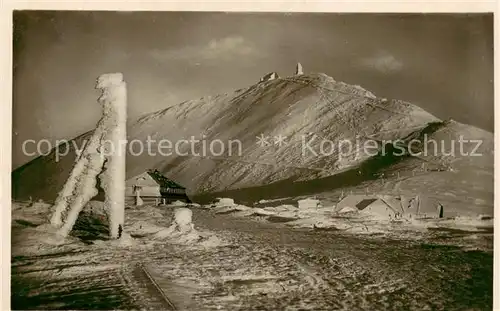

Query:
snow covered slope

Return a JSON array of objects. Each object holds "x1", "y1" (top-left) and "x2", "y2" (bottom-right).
[{"x1": 12, "y1": 73, "x2": 493, "y2": 216}]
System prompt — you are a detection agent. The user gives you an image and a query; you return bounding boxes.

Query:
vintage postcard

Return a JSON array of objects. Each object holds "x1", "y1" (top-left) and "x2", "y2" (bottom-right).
[{"x1": 4, "y1": 2, "x2": 497, "y2": 310}]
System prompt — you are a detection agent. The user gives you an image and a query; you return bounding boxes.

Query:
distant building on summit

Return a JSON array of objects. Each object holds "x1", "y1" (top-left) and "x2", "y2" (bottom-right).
[
  {"x1": 259, "y1": 72, "x2": 279, "y2": 83},
  {"x1": 295, "y1": 62, "x2": 303, "y2": 75}
]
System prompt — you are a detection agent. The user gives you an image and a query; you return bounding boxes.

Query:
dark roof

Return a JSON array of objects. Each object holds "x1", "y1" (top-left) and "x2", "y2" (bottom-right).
[
  {"x1": 147, "y1": 169, "x2": 186, "y2": 189},
  {"x1": 355, "y1": 198, "x2": 378, "y2": 210}
]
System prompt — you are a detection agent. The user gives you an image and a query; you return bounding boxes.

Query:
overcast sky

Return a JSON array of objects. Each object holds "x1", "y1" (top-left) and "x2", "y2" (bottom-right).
[{"x1": 12, "y1": 11, "x2": 493, "y2": 169}]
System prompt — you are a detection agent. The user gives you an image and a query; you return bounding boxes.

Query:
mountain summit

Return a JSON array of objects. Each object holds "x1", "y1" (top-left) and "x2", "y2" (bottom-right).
[{"x1": 12, "y1": 72, "x2": 493, "y2": 216}]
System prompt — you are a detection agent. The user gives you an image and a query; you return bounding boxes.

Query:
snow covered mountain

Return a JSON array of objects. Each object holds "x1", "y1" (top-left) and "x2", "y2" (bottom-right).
[{"x1": 12, "y1": 72, "x2": 493, "y2": 215}]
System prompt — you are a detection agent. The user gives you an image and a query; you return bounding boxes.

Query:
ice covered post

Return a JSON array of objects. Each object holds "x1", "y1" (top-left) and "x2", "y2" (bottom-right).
[
  {"x1": 135, "y1": 188, "x2": 144, "y2": 206},
  {"x1": 50, "y1": 73, "x2": 127, "y2": 239},
  {"x1": 173, "y1": 208, "x2": 194, "y2": 233},
  {"x1": 96, "y1": 73, "x2": 127, "y2": 239}
]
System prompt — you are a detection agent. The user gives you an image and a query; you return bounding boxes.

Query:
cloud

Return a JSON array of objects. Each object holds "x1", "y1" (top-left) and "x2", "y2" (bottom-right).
[
  {"x1": 358, "y1": 51, "x2": 403, "y2": 73},
  {"x1": 150, "y1": 36, "x2": 260, "y2": 62}
]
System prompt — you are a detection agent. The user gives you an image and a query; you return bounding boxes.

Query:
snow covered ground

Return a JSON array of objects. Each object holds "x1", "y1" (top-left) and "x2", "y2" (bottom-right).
[
  {"x1": 203, "y1": 197, "x2": 493, "y2": 250},
  {"x1": 11, "y1": 200, "x2": 492, "y2": 310}
]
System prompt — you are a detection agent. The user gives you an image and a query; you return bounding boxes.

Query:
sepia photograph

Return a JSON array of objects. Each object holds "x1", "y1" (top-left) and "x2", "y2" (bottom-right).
[{"x1": 10, "y1": 9, "x2": 494, "y2": 310}]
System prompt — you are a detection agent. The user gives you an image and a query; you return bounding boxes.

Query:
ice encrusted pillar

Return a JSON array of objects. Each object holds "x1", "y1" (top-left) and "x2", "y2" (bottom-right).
[
  {"x1": 96, "y1": 73, "x2": 127, "y2": 239},
  {"x1": 135, "y1": 189, "x2": 143, "y2": 206},
  {"x1": 50, "y1": 73, "x2": 127, "y2": 239}
]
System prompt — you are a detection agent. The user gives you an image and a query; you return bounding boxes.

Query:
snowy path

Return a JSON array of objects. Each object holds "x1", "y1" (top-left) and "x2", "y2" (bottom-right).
[{"x1": 11, "y1": 208, "x2": 493, "y2": 310}]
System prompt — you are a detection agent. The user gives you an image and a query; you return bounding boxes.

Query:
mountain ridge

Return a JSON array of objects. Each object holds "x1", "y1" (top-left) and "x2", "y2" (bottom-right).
[{"x1": 12, "y1": 72, "x2": 493, "y2": 216}]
